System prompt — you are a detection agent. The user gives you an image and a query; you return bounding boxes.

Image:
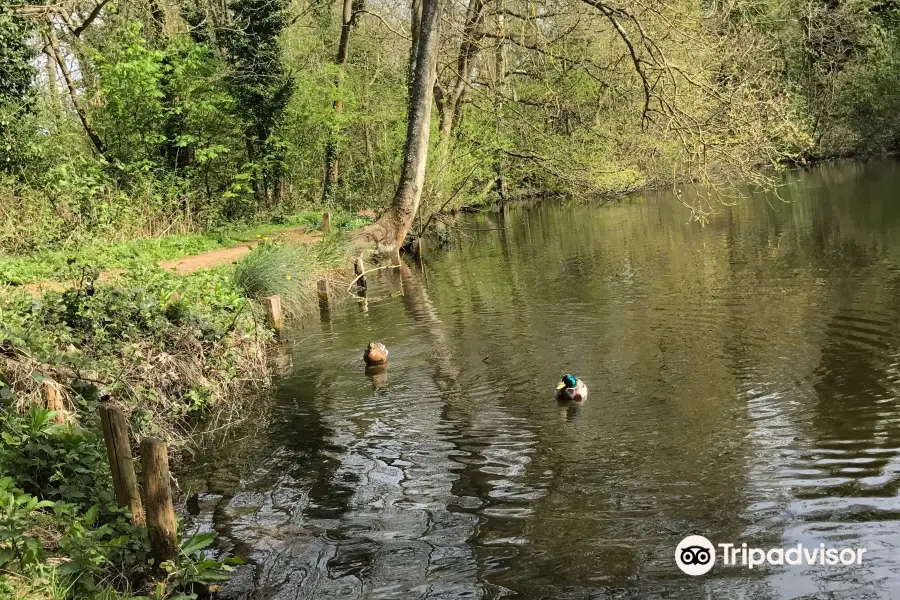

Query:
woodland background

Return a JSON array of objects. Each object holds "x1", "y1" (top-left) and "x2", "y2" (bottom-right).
[{"x1": 1, "y1": 0, "x2": 899, "y2": 254}]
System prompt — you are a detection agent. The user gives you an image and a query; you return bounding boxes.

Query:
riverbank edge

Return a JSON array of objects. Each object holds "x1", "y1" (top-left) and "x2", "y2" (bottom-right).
[
  {"x1": 0, "y1": 236, "x2": 358, "y2": 600},
  {"x1": 455, "y1": 152, "x2": 900, "y2": 219}
]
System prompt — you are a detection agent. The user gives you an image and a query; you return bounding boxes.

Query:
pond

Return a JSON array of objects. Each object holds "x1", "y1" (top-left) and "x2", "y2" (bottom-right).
[{"x1": 185, "y1": 160, "x2": 900, "y2": 599}]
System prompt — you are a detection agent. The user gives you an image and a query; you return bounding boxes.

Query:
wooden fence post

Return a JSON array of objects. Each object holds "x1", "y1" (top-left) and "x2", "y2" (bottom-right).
[
  {"x1": 354, "y1": 257, "x2": 367, "y2": 294},
  {"x1": 265, "y1": 295, "x2": 283, "y2": 334},
  {"x1": 43, "y1": 381, "x2": 66, "y2": 424},
  {"x1": 99, "y1": 405, "x2": 145, "y2": 526},
  {"x1": 317, "y1": 279, "x2": 330, "y2": 311},
  {"x1": 323, "y1": 212, "x2": 332, "y2": 234},
  {"x1": 140, "y1": 437, "x2": 178, "y2": 568}
]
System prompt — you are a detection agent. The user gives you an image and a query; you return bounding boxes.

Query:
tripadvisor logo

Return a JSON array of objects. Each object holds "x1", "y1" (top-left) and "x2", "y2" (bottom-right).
[
  {"x1": 676, "y1": 535, "x2": 716, "y2": 576},
  {"x1": 675, "y1": 536, "x2": 868, "y2": 576}
]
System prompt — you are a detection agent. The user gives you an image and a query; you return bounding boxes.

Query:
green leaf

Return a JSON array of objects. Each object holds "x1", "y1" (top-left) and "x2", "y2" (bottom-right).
[
  {"x1": 0, "y1": 548, "x2": 14, "y2": 567},
  {"x1": 23, "y1": 536, "x2": 41, "y2": 554},
  {"x1": 84, "y1": 504, "x2": 99, "y2": 526},
  {"x1": 180, "y1": 531, "x2": 217, "y2": 556}
]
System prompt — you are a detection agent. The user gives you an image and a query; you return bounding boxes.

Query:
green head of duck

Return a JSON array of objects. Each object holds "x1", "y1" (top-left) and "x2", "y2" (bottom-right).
[{"x1": 556, "y1": 374, "x2": 586, "y2": 401}]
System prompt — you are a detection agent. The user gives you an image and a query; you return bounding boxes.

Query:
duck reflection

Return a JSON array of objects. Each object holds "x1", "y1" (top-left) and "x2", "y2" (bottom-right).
[
  {"x1": 557, "y1": 399, "x2": 582, "y2": 422},
  {"x1": 365, "y1": 364, "x2": 388, "y2": 389}
]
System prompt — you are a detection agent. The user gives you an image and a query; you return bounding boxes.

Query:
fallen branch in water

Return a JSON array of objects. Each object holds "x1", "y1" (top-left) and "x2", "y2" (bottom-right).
[{"x1": 345, "y1": 264, "x2": 401, "y2": 295}]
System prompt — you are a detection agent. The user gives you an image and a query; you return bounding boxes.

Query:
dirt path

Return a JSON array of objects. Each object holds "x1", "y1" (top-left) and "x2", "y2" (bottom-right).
[
  {"x1": 159, "y1": 227, "x2": 322, "y2": 273},
  {"x1": 19, "y1": 226, "x2": 324, "y2": 296}
]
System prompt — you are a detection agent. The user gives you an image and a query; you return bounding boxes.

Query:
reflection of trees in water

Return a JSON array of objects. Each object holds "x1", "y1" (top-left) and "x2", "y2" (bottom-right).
[
  {"x1": 183, "y1": 367, "x2": 352, "y2": 598},
  {"x1": 423, "y1": 163, "x2": 900, "y2": 596},
  {"x1": 205, "y1": 163, "x2": 900, "y2": 598},
  {"x1": 705, "y1": 162, "x2": 900, "y2": 598},
  {"x1": 398, "y1": 259, "x2": 540, "y2": 594}
]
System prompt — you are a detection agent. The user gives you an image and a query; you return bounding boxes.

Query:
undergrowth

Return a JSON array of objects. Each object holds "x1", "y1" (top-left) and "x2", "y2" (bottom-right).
[{"x1": 0, "y1": 265, "x2": 270, "y2": 599}]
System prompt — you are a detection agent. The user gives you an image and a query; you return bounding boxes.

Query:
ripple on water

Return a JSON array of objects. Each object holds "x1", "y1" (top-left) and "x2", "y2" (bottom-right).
[{"x1": 184, "y1": 165, "x2": 900, "y2": 599}]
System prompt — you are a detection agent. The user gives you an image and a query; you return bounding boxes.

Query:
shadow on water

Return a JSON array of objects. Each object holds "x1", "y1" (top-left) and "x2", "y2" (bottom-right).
[{"x1": 186, "y1": 160, "x2": 900, "y2": 599}]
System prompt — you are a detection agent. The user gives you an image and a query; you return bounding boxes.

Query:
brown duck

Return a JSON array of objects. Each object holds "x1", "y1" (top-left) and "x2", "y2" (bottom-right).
[{"x1": 364, "y1": 342, "x2": 389, "y2": 366}]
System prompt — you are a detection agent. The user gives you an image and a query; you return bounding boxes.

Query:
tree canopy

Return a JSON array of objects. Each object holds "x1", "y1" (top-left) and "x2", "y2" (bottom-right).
[{"x1": 0, "y1": 0, "x2": 898, "y2": 253}]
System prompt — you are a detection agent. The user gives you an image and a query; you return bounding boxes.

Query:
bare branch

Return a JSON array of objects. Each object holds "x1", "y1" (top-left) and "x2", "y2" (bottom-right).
[
  {"x1": 578, "y1": 0, "x2": 652, "y2": 124},
  {"x1": 354, "y1": 9, "x2": 410, "y2": 40},
  {"x1": 72, "y1": 0, "x2": 110, "y2": 37}
]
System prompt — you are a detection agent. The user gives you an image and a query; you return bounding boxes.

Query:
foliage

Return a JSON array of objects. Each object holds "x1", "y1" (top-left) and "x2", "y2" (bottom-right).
[
  {"x1": 0, "y1": 265, "x2": 269, "y2": 437},
  {"x1": 0, "y1": 4, "x2": 34, "y2": 105},
  {"x1": 0, "y1": 414, "x2": 239, "y2": 599},
  {"x1": 218, "y1": 0, "x2": 294, "y2": 205},
  {"x1": 0, "y1": 0, "x2": 896, "y2": 252},
  {"x1": 157, "y1": 531, "x2": 240, "y2": 597},
  {"x1": 0, "y1": 264, "x2": 263, "y2": 598},
  {"x1": 0, "y1": 2, "x2": 37, "y2": 177},
  {"x1": 0, "y1": 411, "x2": 148, "y2": 595},
  {"x1": 0, "y1": 475, "x2": 54, "y2": 572},
  {"x1": 0, "y1": 408, "x2": 112, "y2": 508},
  {"x1": 722, "y1": 0, "x2": 900, "y2": 158}
]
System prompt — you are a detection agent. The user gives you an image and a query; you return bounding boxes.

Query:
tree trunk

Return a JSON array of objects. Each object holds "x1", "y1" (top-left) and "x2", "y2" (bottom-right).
[
  {"x1": 322, "y1": 0, "x2": 357, "y2": 203},
  {"x1": 42, "y1": 48, "x2": 61, "y2": 115},
  {"x1": 433, "y1": 0, "x2": 484, "y2": 203},
  {"x1": 45, "y1": 26, "x2": 106, "y2": 156},
  {"x1": 437, "y1": 0, "x2": 484, "y2": 145},
  {"x1": 358, "y1": 0, "x2": 441, "y2": 253},
  {"x1": 493, "y1": 5, "x2": 507, "y2": 199},
  {"x1": 407, "y1": 0, "x2": 423, "y2": 97}
]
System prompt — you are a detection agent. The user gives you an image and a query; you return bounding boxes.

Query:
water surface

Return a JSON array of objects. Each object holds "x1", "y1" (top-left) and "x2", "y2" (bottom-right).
[{"x1": 186, "y1": 161, "x2": 900, "y2": 599}]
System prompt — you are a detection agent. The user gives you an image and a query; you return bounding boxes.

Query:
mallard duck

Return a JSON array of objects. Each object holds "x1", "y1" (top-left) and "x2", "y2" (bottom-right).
[
  {"x1": 364, "y1": 341, "x2": 389, "y2": 366},
  {"x1": 555, "y1": 374, "x2": 587, "y2": 401}
]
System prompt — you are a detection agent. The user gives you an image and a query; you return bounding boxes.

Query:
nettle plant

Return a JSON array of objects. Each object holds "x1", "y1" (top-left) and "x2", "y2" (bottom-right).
[{"x1": 0, "y1": 475, "x2": 54, "y2": 571}]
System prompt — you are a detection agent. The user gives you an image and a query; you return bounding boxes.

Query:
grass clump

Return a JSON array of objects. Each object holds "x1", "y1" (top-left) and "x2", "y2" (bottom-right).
[{"x1": 233, "y1": 236, "x2": 351, "y2": 320}]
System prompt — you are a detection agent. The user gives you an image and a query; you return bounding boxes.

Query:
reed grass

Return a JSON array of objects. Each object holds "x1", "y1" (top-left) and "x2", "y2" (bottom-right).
[{"x1": 233, "y1": 235, "x2": 351, "y2": 321}]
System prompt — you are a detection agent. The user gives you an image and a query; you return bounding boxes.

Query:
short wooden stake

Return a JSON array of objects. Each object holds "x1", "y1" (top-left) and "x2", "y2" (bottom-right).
[
  {"x1": 323, "y1": 212, "x2": 332, "y2": 234},
  {"x1": 42, "y1": 381, "x2": 66, "y2": 424},
  {"x1": 354, "y1": 257, "x2": 367, "y2": 292},
  {"x1": 265, "y1": 295, "x2": 283, "y2": 334},
  {"x1": 317, "y1": 279, "x2": 330, "y2": 311},
  {"x1": 141, "y1": 437, "x2": 177, "y2": 568},
  {"x1": 99, "y1": 405, "x2": 145, "y2": 526}
]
